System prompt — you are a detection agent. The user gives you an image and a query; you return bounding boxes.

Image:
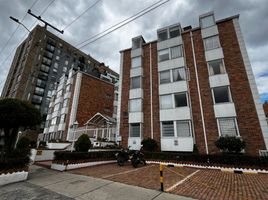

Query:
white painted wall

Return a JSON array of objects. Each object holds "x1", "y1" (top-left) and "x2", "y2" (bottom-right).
[
  {"x1": 46, "y1": 142, "x2": 70, "y2": 149},
  {"x1": 160, "y1": 107, "x2": 191, "y2": 121},
  {"x1": 158, "y1": 57, "x2": 185, "y2": 72},
  {"x1": 0, "y1": 171, "x2": 28, "y2": 186},
  {"x1": 130, "y1": 67, "x2": 143, "y2": 77},
  {"x1": 131, "y1": 48, "x2": 143, "y2": 58},
  {"x1": 128, "y1": 137, "x2": 142, "y2": 150},
  {"x1": 129, "y1": 88, "x2": 143, "y2": 99},
  {"x1": 161, "y1": 137, "x2": 193, "y2": 152},
  {"x1": 159, "y1": 81, "x2": 187, "y2": 95},
  {"x1": 201, "y1": 25, "x2": 219, "y2": 38},
  {"x1": 34, "y1": 150, "x2": 55, "y2": 161},
  {"x1": 205, "y1": 48, "x2": 224, "y2": 61},
  {"x1": 157, "y1": 36, "x2": 183, "y2": 50},
  {"x1": 214, "y1": 103, "x2": 237, "y2": 118},
  {"x1": 128, "y1": 112, "x2": 143, "y2": 123},
  {"x1": 209, "y1": 74, "x2": 230, "y2": 88}
]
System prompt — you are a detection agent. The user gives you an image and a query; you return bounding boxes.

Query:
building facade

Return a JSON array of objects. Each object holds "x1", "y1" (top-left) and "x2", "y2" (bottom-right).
[
  {"x1": 117, "y1": 12, "x2": 268, "y2": 156},
  {"x1": 1, "y1": 25, "x2": 114, "y2": 129},
  {"x1": 40, "y1": 69, "x2": 118, "y2": 142}
]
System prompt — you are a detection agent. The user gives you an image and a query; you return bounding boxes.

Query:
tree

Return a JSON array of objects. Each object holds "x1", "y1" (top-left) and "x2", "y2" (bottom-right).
[
  {"x1": 74, "y1": 134, "x2": 91, "y2": 152},
  {"x1": 0, "y1": 98, "x2": 41, "y2": 153}
]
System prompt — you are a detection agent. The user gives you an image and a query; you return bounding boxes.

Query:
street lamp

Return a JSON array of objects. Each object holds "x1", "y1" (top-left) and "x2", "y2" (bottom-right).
[
  {"x1": 71, "y1": 121, "x2": 79, "y2": 152},
  {"x1": 15, "y1": 131, "x2": 22, "y2": 148},
  {"x1": 10, "y1": 16, "x2": 31, "y2": 33}
]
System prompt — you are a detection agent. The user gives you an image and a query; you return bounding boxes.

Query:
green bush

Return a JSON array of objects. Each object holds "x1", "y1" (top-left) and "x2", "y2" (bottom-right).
[
  {"x1": 215, "y1": 136, "x2": 246, "y2": 153},
  {"x1": 16, "y1": 137, "x2": 31, "y2": 156},
  {"x1": 74, "y1": 134, "x2": 91, "y2": 152},
  {"x1": 0, "y1": 156, "x2": 30, "y2": 171},
  {"x1": 141, "y1": 138, "x2": 158, "y2": 152}
]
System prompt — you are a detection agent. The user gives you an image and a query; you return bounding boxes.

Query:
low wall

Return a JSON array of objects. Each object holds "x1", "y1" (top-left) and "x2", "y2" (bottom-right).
[
  {"x1": 34, "y1": 149, "x2": 55, "y2": 162},
  {"x1": 51, "y1": 160, "x2": 116, "y2": 171},
  {"x1": 0, "y1": 171, "x2": 28, "y2": 186},
  {"x1": 46, "y1": 143, "x2": 71, "y2": 149}
]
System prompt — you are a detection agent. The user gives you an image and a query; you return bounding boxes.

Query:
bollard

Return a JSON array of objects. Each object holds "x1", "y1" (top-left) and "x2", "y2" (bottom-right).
[{"x1": 160, "y1": 164, "x2": 164, "y2": 191}]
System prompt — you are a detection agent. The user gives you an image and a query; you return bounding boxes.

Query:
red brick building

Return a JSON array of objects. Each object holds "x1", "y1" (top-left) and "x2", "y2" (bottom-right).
[{"x1": 117, "y1": 12, "x2": 268, "y2": 156}]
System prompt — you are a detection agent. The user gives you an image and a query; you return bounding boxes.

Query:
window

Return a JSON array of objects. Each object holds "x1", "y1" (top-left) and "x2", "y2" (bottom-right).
[
  {"x1": 63, "y1": 99, "x2": 69, "y2": 108},
  {"x1": 60, "y1": 114, "x2": 66, "y2": 123},
  {"x1": 159, "y1": 70, "x2": 171, "y2": 84},
  {"x1": 208, "y1": 59, "x2": 225, "y2": 75},
  {"x1": 32, "y1": 95, "x2": 42, "y2": 104},
  {"x1": 51, "y1": 117, "x2": 58, "y2": 125},
  {"x1": 204, "y1": 36, "x2": 220, "y2": 50},
  {"x1": 162, "y1": 121, "x2": 174, "y2": 137},
  {"x1": 158, "y1": 30, "x2": 168, "y2": 41},
  {"x1": 158, "y1": 49, "x2": 169, "y2": 62},
  {"x1": 175, "y1": 93, "x2": 188, "y2": 107},
  {"x1": 170, "y1": 45, "x2": 183, "y2": 59},
  {"x1": 34, "y1": 87, "x2": 45, "y2": 96},
  {"x1": 66, "y1": 85, "x2": 71, "y2": 92},
  {"x1": 169, "y1": 26, "x2": 180, "y2": 38},
  {"x1": 42, "y1": 57, "x2": 51, "y2": 66},
  {"x1": 54, "y1": 103, "x2": 61, "y2": 112},
  {"x1": 56, "y1": 90, "x2": 63, "y2": 98},
  {"x1": 132, "y1": 38, "x2": 141, "y2": 49},
  {"x1": 160, "y1": 94, "x2": 172, "y2": 109},
  {"x1": 131, "y1": 56, "x2": 142, "y2": 68},
  {"x1": 200, "y1": 15, "x2": 215, "y2": 28},
  {"x1": 129, "y1": 99, "x2": 142, "y2": 112},
  {"x1": 54, "y1": 62, "x2": 58, "y2": 69},
  {"x1": 173, "y1": 67, "x2": 186, "y2": 81},
  {"x1": 218, "y1": 118, "x2": 238, "y2": 136},
  {"x1": 131, "y1": 76, "x2": 141, "y2": 89},
  {"x1": 63, "y1": 66, "x2": 67, "y2": 72},
  {"x1": 36, "y1": 79, "x2": 46, "y2": 88},
  {"x1": 57, "y1": 49, "x2": 61, "y2": 54},
  {"x1": 65, "y1": 60, "x2": 69, "y2": 65},
  {"x1": 55, "y1": 56, "x2": 60, "y2": 60},
  {"x1": 213, "y1": 86, "x2": 231, "y2": 103},
  {"x1": 40, "y1": 64, "x2": 50, "y2": 73},
  {"x1": 176, "y1": 121, "x2": 191, "y2": 137},
  {"x1": 129, "y1": 123, "x2": 140, "y2": 137}
]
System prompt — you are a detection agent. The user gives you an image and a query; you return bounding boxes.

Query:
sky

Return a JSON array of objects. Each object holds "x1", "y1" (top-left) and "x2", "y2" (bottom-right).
[{"x1": 0, "y1": 0, "x2": 267, "y2": 102}]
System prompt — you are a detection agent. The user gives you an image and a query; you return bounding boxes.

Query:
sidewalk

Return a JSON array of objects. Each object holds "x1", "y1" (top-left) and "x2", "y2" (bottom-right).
[{"x1": 0, "y1": 165, "x2": 195, "y2": 200}]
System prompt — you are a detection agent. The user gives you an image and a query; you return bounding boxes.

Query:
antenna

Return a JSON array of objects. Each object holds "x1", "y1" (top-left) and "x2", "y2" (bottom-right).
[{"x1": 27, "y1": 9, "x2": 64, "y2": 34}]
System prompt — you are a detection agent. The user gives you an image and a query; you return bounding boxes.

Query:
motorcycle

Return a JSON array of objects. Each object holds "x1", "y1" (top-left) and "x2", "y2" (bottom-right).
[{"x1": 115, "y1": 146, "x2": 146, "y2": 167}]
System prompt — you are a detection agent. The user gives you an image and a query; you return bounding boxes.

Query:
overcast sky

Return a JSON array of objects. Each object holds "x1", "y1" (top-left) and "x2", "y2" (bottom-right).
[{"x1": 0, "y1": 0, "x2": 267, "y2": 102}]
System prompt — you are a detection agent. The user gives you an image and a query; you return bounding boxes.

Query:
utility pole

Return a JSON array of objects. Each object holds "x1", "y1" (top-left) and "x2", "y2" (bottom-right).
[{"x1": 27, "y1": 9, "x2": 64, "y2": 34}]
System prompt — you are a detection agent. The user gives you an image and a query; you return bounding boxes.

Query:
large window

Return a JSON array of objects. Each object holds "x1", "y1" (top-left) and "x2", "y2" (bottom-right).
[
  {"x1": 162, "y1": 121, "x2": 174, "y2": 137},
  {"x1": 131, "y1": 76, "x2": 141, "y2": 89},
  {"x1": 204, "y1": 36, "x2": 220, "y2": 50},
  {"x1": 40, "y1": 64, "x2": 50, "y2": 73},
  {"x1": 200, "y1": 15, "x2": 215, "y2": 28},
  {"x1": 129, "y1": 99, "x2": 142, "y2": 112},
  {"x1": 174, "y1": 93, "x2": 188, "y2": 107},
  {"x1": 158, "y1": 49, "x2": 169, "y2": 62},
  {"x1": 169, "y1": 26, "x2": 180, "y2": 38},
  {"x1": 131, "y1": 56, "x2": 142, "y2": 68},
  {"x1": 34, "y1": 87, "x2": 45, "y2": 96},
  {"x1": 132, "y1": 38, "x2": 141, "y2": 49},
  {"x1": 160, "y1": 95, "x2": 173, "y2": 109},
  {"x1": 170, "y1": 46, "x2": 183, "y2": 59},
  {"x1": 157, "y1": 25, "x2": 180, "y2": 41},
  {"x1": 218, "y1": 118, "x2": 238, "y2": 137},
  {"x1": 176, "y1": 121, "x2": 191, "y2": 137},
  {"x1": 159, "y1": 70, "x2": 171, "y2": 84},
  {"x1": 129, "y1": 123, "x2": 140, "y2": 137},
  {"x1": 172, "y1": 67, "x2": 186, "y2": 81},
  {"x1": 157, "y1": 29, "x2": 168, "y2": 41},
  {"x1": 208, "y1": 59, "x2": 225, "y2": 75},
  {"x1": 213, "y1": 86, "x2": 231, "y2": 103}
]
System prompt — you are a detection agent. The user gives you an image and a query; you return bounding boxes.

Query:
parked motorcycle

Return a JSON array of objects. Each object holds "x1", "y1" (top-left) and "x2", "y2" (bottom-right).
[
  {"x1": 115, "y1": 146, "x2": 146, "y2": 167},
  {"x1": 115, "y1": 148, "x2": 132, "y2": 166},
  {"x1": 131, "y1": 150, "x2": 146, "y2": 168}
]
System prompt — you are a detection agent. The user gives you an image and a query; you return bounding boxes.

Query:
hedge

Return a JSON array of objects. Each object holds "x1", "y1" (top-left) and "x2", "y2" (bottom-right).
[
  {"x1": 0, "y1": 156, "x2": 30, "y2": 171},
  {"x1": 54, "y1": 150, "x2": 119, "y2": 161},
  {"x1": 144, "y1": 152, "x2": 268, "y2": 168}
]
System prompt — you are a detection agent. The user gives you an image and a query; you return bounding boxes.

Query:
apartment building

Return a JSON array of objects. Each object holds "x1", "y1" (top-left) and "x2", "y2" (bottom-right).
[
  {"x1": 41, "y1": 68, "x2": 119, "y2": 142},
  {"x1": 117, "y1": 12, "x2": 268, "y2": 156},
  {"x1": 1, "y1": 25, "x2": 111, "y2": 128}
]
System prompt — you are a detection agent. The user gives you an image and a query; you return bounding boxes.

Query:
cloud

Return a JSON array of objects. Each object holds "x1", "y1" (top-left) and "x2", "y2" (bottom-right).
[{"x1": 0, "y1": 0, "x2": 267, "y2": 103}]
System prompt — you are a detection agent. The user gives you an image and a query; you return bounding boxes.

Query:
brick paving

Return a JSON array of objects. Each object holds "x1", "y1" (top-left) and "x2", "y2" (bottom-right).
[{"x1": 70, "y1": 163, "x2": 268, "y2": 200}]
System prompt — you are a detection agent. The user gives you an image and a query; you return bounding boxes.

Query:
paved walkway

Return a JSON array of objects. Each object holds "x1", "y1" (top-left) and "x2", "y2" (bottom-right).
[{"x1": 0, "y1": 165, "x2": 195, "y2": 200}]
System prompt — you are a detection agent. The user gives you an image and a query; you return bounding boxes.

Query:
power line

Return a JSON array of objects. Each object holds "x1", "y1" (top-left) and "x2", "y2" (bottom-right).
[
  {"x1": 77, "y1": 0, "x2": 170, "y2": 49},
  {"x1": 0, "y1": 0, "x2": 40, "y2": 57}
]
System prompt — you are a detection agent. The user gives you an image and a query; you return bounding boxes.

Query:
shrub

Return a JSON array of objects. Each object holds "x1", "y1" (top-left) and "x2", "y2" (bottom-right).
[
  {"x1": 74, "y1": 134, "x2": 91, "y2": 152},
  {"x1": 215, "y1": 136, "x2": 246, "y2": 154},
  {"x1": 16, "y1": 137, "x2": 31, "y2": 156},
  {"x1": 38, "y1": 141, "x2": 46, "y2": 148},
  {"x1": 0, "y1": 156, "x2": 30, "y2": 171},
  {"x1": 141, "y1": 138, "x2": 158, "y2": 152}
]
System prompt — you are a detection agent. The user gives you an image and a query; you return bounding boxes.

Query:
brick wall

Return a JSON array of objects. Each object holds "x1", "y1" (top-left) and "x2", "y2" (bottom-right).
[{"x1": 264, "y1": 102, "x2": 268, "y2": 118}]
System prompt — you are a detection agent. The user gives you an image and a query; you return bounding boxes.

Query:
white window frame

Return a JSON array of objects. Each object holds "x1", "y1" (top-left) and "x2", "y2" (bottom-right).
[
  {"x1": 130, "y1": 76, "x2": 142, "y2": 89},
  {"x1": 157, "y1": 24, "x2": 181, "y2": 41},
  {"x1": 129, "y1": 123, "x2": 142, "y2": 138},
  {"x1": 212, "y1": 86, "x2": 232, "y2": 104},
  {"x1": 159, "y1": 70, "x2": 171, "y2": 84},
  {"x1": 207, "y1": 59, "x2": 226, "y2": 76},
  {"x1": 175, "y1": 120, "x2": 192, "y2": 137},
  {"x1": 203, "y1": 35, "x2": 220, "y2": 51},
  {"x1": 131, "y1": 56, "x2": 142, "y2": 68},
  {"x1": 160, "y1": 94, "x2": 173, "y2": 109},
  {"x1": 200, "y1": 14, "x2": 215, "y2": 29},
  {"x1": 174, "y1": 92, "x2": 189, "y2": 108},
  {"x1": 161, "y1": 121, "x2": 175, "y2": 137},
  {"x1": 129, "y1": 98, "x2": 142, "y2": 113},
  {"x1": 216, "y1": 117, "x2": 240, "y2": 137}
]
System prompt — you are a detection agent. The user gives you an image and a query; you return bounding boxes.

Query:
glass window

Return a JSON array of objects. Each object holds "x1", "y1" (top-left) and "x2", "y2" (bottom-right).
[
  {"x1": 158, "y1": 49, "x2": 169, "y2": 62},
  {"x1": 169, "y1": 26, "x2": 180, "y2": 38},
  {"x1": 130, "y1": 123, "x2": 140, "y2": 137},
  {"x1": 176, "y1": 121, "x2": 191, "y2": 137},
  {"x1": 131, "y1": 76, "x2": 141, "y2": 89},
  {"x1": 204, "y1": 36, "x2": 220, "y2": 50},
  {"x1": 218, "y1": 118, "x2": 238, "y2": 137},
  {"x1": 213, "y1": 86, "x2": 230, "y2": 103},
  {"x1": 129, "y1": 99, "x2": 142, "y2": 112},
  {"x1": 63, "y1": 66, "x2": 67, "y2": 72},
  {"x1": 40, "y1": 64, "x2": 50, "y2": 73},
  {"x1": 63, "y1": 99, "x2": 69, "y2": 108},
  {"x1": 36, "y1": 79, "x2": 46, "y2": 88},
  {"x1": 54, "y1": 103, "x2": 61, "y2": 112},
  {"x1": 200, "y1": 15, "x2": 215, "y2": 28},
  {"x1": 34, "y1": 87, "x2": 45, "y2": 96},
  {"x1": 65, "y1": 60, "x2": 69, "y2": 65},
  {"x1": 173, "y1": 67, "x2": 186, "y2": 81},
  {"x1": 208, "y1": 59, "x2": 225, "y2": 75},
  {"x1": 159, "y1": 70, "x2": 171, "y2": 84},
  {"x1": 54, "y1": 62, "x2": 58, "y2": 69},
  {"x1": 170, "y1": 45, "x2": 183, "y2": 59},
  {"x1": 132, "y1": 38, "x2": 141, "y2": 49},
  {"x1": 60, "y1": 114, "x2": 66, "y2": 123},
  {"x1": 162, "y1": 121, "x2": 174, "y2": 137},
  {"x1": 131, "y1": 56, "x2": 142, "y2": 68},
  {"x1": 55, "y1": 56, "x2": 60, "y2": 60},
  {"x1": 32, "y1": 95, "x2": 42, "y2": 104},
  {"x1": 175, "y1": 93, "x2": 188, "y2": 107},
  {"x1": 160, "y1": 94, "x2": 173, "y2": 109},
  {"x1": 158, "y1": 30, "x2": 168, "y2": 41},
  {"x1": 51, "y1": 117, "x2": 58, "y2": 125}
]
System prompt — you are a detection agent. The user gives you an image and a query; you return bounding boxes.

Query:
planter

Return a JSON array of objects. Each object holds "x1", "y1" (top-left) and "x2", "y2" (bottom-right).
[
  {"x1": 0, "y1": 170, "x2": 28, "y2": 186},
  {"x1": 51, "y1": 160, "x2": 116, "y2": 171}
]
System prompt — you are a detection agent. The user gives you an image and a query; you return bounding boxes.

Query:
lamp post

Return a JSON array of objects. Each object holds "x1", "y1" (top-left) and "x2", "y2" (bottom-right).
[
  {"x1": 10, "y1": 16, "x2": 31, "y2": 33},
  {"x1": 71, "y1": 121, "x2": 79, "y2": 152},
  {"x1": 15, "y1": 131, "x2": 22, "y2": 148}
]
